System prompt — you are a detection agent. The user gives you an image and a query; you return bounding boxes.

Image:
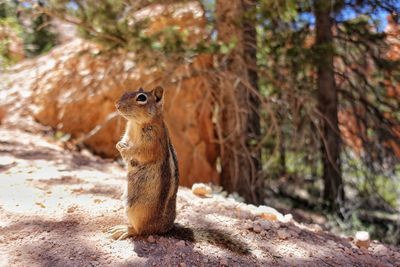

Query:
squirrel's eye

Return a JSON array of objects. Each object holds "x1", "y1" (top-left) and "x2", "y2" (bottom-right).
[{"x1": 136, "y1": 94, "x2": 147, "y2": 103}]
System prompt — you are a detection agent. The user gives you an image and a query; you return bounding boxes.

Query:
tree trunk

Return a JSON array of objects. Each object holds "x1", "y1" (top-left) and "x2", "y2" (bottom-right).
[
  {"x1": 216, "y1": 0, "x2": 262, "y2": 204},
  {"x1": 314, "y1": 1, "x2": 345, "y2": 211}
]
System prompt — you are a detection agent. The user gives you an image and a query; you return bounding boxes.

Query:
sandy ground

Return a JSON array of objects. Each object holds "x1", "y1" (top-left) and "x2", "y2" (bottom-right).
[{"x1": 1, "y1": 124, "x2": 400, "y2": 267}]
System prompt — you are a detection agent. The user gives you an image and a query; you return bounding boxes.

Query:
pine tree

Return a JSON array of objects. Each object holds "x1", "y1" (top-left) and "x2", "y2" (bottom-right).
[
  {"x1": 314, "y1": 0, "x2": 344, "y2": 210},
  {"x1": 259, "y1": 0, "x2": 400, "y2": 210}
]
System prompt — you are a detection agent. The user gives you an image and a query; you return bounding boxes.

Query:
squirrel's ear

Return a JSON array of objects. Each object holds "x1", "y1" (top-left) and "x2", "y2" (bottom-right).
[{"x1": 151, "y1": 86, "x2": 164, "y2": 104}]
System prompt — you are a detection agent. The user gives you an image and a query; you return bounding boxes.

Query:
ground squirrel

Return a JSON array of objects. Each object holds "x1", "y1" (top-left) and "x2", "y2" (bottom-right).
[{"x1": 109, "y1": 86, "x2": 179, "y2": 240}]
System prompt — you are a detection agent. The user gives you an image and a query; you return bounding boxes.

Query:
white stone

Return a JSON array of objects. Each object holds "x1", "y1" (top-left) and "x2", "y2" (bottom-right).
[
  {"x1": 256, "y1": 205, "x2": 284, "y2": 221},
  {"x1": 282, "y1": 214, "x2": 294, "y2": 223},
  {"x1": 354, "y1": 231, "x2": 370, "y2": 249},
  {"x1": 191, "y1": 183, "x2": 212, "y2": 197}
]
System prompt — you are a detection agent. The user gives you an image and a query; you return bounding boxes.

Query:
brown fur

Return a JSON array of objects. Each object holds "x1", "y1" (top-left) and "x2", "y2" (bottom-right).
[{"x1": 109, "y1": 87, "x2": 179, "y2": 240}]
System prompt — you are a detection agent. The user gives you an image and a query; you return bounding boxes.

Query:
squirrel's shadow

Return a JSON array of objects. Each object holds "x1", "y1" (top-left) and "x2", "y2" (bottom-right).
[
  {"x1": 166, "y1": 224, "x2": 251, "y2": 255},
  {"x1": 131, "y1": 223, "x2": 250, "y2": 263}
]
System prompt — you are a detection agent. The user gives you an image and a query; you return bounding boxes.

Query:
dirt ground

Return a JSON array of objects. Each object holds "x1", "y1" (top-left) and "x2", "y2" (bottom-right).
[{"x1": 1, "y1": 123, "x2": 400, "y2": 267}]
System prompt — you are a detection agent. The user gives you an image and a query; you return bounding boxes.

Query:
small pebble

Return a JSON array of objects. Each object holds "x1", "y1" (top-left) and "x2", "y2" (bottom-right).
[
  {"x1": 237, "y1": 209, "x2": 254, "y2": 220},
  {"x1": 374, "y1": 244, "x2": 387, "y2": 255},
  {"x1": 243, "y1": 222, "x2": 253, "y2": 230},
  {"x1": 309, "y1": 224, "x2": 323, "y2": 233},
  {"x1": 147, "y1": 235, "x2": 155, "y2": 243},
  {"x1": 277, "y1": 229, "x2": 291, "y2": 240},
  {"x1": 256, "y1": 206, "x2": 283, "y2": 221},
  {"x1": 253, "y1": 224, "x2": 262, "y2": 233},
  {"x1": 192, "y1": 183, "x2": 212, "y2": 197},
  {"x1": 281, "y1": 214, "x2": 294, "y2": 223},
  {"x1": 258, "y1": 220, "x2": 272, "y2": 230},
  {"x1": 292, "y1": 226, "x2": 302, "y2": 234},
  {"x1": 260, "y1": 230, "x2": 267, "y2": 237},
  {"x1": 288, "y1": 230, "x2": 298, "y2": 238},
  {"x1": 176, "y1": 240, "x2": 186, "y2": 247},
  {"x1": 354, "y1": 231, "x2": 370, "y2": 249},
  {"x1": 327, "y1": 239, "x2": 336, "y2": 246},
  {"x1": 219, "y1": 257, "x2": 229, "y2": 266},
  {"x1": 259, "y1": 213, "x2": 278, "y2": 221}
]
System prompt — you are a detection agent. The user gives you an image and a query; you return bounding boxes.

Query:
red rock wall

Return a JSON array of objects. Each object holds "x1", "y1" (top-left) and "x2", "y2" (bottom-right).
[{"x1": 29, "y1": 39, "x2": 219, "y2": 186}]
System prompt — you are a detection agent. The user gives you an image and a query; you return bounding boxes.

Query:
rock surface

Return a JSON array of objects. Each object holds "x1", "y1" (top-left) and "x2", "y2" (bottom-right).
[{"x1": 0, "y1": 105, "x2": 6, "y2": 124}]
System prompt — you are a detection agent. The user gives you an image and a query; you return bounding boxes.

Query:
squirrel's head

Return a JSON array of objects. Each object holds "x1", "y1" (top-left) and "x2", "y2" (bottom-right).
[{"x1": 116, "y1": 86, "x2": 164, "y2": 123}]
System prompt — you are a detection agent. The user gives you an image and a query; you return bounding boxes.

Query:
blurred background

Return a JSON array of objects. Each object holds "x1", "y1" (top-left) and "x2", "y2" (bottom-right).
[{"x1": 0, "y1": 0, "x2": 399, "y2": 245}]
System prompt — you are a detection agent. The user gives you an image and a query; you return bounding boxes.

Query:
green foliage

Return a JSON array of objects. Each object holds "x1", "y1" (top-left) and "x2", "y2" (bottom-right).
[
  {"x1": 0, "y1": 18, "x2": 21, "y2": 65},
  {"x1": 374, "y1": 175, "x2": 398, "y2": 207},
  {"x1": 257, "y1": 0, "x2": 320, "y2": 189},
  {"x1": 46, "y1": 0, "x2": 237, "y2": 63},
  {"x1": 23, "y1": 9, "x2": 58, "y2": 56},
  {"x1": 46, "y1": 0, "x2": 187, "y2": 58},
  {"x1": 257, "y1": 0, "x2": 399, "y2": 242},
  {"x1": 344, "y1": 154, "x2": 399, "y2": 209},
  {"x1": 0, "y1": 0, "x2": 57, "y2": 66},
  {"x1": 0, "y1": 0, "x2": 16, "y2": 18},
  {"x1": 0, "y1": 0, "x2": 22, "y2": 65}
]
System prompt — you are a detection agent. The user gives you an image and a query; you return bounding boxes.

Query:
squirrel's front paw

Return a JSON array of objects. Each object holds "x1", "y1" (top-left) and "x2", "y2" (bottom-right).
[
  {"x1": 108, "y1": 225, "x2": 136, "y2": 240},
  {"x1": 116, "y1": 141, "x2": 129, "y2": 151}
]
